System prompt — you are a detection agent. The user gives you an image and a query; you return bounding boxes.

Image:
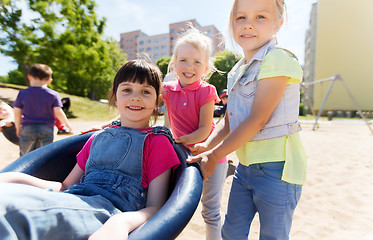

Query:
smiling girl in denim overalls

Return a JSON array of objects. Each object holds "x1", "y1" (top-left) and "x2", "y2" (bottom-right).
[
  {"x1": 0, "y1": 60, "x2": 180, "y2": 239},
  {"x1": 188, "y1": 0, "x2": 306, "y2": 239}
]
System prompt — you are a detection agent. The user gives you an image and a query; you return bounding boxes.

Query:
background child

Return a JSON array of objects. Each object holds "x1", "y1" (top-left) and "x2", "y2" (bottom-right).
[
  {"x1": 0, "y1": 100, "x2": 72, "y2": 146},
  {"x1": 161, "y1": 27, "x2": 228, "y2": 240},
  {"x1": 13, "y1": 63, "x2": 72, "y2": 156},
  {"x1": 188, "y1": 0, "x2": 307, "y2": 239},
  {"x1": 213, "y1": 89, "x2": 228, "y2": 118},
  {"x1": 0, "y1": 60, "x2": 180, "y2": 239}
]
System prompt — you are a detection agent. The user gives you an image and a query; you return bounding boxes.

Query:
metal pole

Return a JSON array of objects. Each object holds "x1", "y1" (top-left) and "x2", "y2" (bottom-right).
[
  {"x1": 313, "y1": 77, "x2": 336, "y2": 131},
  {"x1": 335, "y1": 75, "x2": 373, "y2": 135}
]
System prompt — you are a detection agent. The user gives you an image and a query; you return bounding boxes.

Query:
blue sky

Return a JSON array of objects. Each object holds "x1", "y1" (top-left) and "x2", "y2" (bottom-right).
[{"x1": 0, "y1": 0, "x2": 317, "y2": 76}]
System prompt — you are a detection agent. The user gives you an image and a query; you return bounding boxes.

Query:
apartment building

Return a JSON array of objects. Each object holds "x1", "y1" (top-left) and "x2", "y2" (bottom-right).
[
  {"x1": 119, "y1": 19, "x2": 225, "y2": 62},
  {"x1": 303, "y1": 0, "x2": 373, "y2": 112}
]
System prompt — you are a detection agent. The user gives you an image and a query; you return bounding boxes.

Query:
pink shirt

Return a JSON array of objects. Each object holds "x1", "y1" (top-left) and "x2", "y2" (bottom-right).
[
  {"x1": 162, "y1": 79, "x2": 227, "y2": 164},
  {"x1": 77, "y1": 127, "x2": 180, "y2": 189}
]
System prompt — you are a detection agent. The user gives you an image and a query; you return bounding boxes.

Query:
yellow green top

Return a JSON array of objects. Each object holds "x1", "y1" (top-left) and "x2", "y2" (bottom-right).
[{"x1": 236, "y1": 49, "x2": 307, "y2": 185}]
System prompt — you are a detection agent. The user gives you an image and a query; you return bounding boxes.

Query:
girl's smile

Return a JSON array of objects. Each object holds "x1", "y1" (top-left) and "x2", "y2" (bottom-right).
[
  {"x1": 174, "y1": 43, "x2": 209, "y2": 88},
  {"x1": 116, "y1": 81, "x2": 157, "y2": 129}
]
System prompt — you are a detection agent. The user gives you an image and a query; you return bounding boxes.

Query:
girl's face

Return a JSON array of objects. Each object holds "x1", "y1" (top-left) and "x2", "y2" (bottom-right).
[
  {"x1": 174, "y1": 43, "x2": 209, "y2": 88},
  {"x1": 232, "y1": 0, "x2": 283, "y2": 60},
  {"x1": 115, "y1": 81, "x2": 157, "y2": 129}
]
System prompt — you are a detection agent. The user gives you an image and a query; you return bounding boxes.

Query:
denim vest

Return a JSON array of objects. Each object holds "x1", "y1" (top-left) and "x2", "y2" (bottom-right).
[
  {"x1": 227, "y1": 39, "x2": 301, "y2": 141},
  {"x1": 67, "y1": 125, "x2": 174, "y2": 212}
]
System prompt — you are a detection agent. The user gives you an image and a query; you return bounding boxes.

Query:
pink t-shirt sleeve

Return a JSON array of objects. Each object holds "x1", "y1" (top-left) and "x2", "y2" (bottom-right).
[
  {"x1": 76, "y1": 131, "x2": 101, "y2": 171},
  {"x1": 198, "y1": 83, "x2": 220, "y2": 108},
  {"x1": 142, "y1": 134, "x2": 180, "y2": 188}
]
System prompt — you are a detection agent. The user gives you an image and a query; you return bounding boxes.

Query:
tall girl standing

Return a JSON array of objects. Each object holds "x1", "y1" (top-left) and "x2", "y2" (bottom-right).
[
  {"x1": 161, "y1": 27, "x2": 228, "y2": 240},
  {"x1": 188, "y1": 0, "x2": 306, "y2": 239}
]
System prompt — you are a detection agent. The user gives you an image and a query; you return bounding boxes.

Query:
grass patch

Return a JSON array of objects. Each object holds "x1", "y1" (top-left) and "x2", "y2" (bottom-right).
[
  {"x1": 59, "y1": 93, "x2": 119, "y2": 121},
  {"x1": 0, "y1": 83, "x2": 119, "y2": 122}
]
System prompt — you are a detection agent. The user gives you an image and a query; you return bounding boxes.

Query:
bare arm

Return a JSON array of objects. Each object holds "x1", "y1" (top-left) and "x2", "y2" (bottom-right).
[
  {"x1": 188, "y1": 76, "x2": 289, "y2": 181},
  {"x1": 189, "y1": 112, "x2": 230, "y2": 156},
  {"x1": 0, "y1": 163, "x2": 84, "y2": 191},
  {"x1": 54, "y1": 107, "x2": 72, "y2": 132},
  {"x1": 13, "y1": 107, "x2": 22, "y2": 137},
  {"x1": 81, "y1": 115, "x2": 120, "y2": 134},
  {"x1": 89, "y1": 169, "x2": 171, "y2": 240},
  {"x1": 175, "y1": 100, "x2": 215, "y2": 145}
]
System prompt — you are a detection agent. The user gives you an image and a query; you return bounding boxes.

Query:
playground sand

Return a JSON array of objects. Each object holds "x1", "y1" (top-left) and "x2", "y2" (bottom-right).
[{"x1": 1, "y1": 87, "x2": 373, "y2": 239}]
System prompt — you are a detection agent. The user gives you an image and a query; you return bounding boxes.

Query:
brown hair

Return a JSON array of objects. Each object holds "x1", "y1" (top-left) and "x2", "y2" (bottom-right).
[
  {"x1": 109, "y1": 60, "x2": 163, "y2": 125},
  {"x1": 28, "y1": 64, "x2": 53, "y2": 81}
]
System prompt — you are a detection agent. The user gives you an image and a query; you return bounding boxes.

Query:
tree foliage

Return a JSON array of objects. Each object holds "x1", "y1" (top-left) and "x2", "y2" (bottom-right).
[
  {"x1": 156, "y1": 56, "x2": 172, "y2": 78},
  {"x1": 0, "y1": 0, "x2": 126, "y2": 99},
  {"x1": 208, "y1": 50, "x2": 241, "y2": 96}
]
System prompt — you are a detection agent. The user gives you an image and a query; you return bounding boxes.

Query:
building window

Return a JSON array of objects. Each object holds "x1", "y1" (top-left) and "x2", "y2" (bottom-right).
[
  {"x1": 154, "y1": 38, "x2": 159, "y2": 43},
  {"x1": 162, "y1": 53, "x2": 167, "y2": 57},
  {"x1": 162, "y1": 37, "x2": 167, "y2": 42},
  {"x1": 161, "y1": 45, "x2": 167, "y2": 50},
  {"x1": 154, "y1": 46, "x2": 159, "y2": 51},
  {"x1": 140, "y1": 41, "x2": 144, "y2": 45},
  {"x1": 121, "y1": 38, "x2": 124, "y2": 42},
  {"x1": 147, "y1": 39, "x2": 151, "y2": 44},
  {"x1": 171, "y1": 29, "x2": 175, "y2": 33},
  {"x1": 140, "y1": 48, "x2": 144, "y2": 52},
  {"x1": 147, "y1": 47, "x2": 151, "y2": 51},
  {"x1": 154, "y1": 54, "x2": 159, "y2": 59}
]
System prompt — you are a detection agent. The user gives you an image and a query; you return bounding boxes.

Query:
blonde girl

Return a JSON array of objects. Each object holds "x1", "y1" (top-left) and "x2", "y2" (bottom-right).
[
  {"x1": 188, "y1": 0, "x2": 306, "y2": 239},
  {"x1": 161, "y1": 27, "x2": 228, "y2": 240}
]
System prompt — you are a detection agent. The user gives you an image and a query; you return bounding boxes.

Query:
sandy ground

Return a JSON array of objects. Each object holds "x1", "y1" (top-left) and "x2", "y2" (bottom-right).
[{"x1": 1, "y1": 87, "x2": 373, "y2": 239}]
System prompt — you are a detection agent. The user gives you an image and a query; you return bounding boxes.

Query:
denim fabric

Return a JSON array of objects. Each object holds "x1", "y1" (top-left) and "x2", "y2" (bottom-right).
[
  {"x1": 67, "y1": 126, "x2": 174, "y2": 212},
  {"x1": 227, "y1": 39, "x2": 301, "y2": 141},
  {"x1": 0, "y1": 183, "x2": 120, "y2": 240},
  {"x1": 221, "y1": 162, "x2": 302, "y2": 240},
  {"x1": 19, "y1": 123, "x2": 54, "y2": 156},
  {"x1": 0, "y1": 126, "x2": 174, "y2": 239},
  {"x1": 201, "y1": 162, "x2": 228, "y2": 240}
]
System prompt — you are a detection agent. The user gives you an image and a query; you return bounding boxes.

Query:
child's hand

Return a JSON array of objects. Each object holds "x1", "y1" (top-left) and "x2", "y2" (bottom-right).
[
  {"x1": 81, "y1": 126, "x2": 103, "y2": 134},
  {"x1": 188, "y1": 142, "x2": 208, "y2": 155},
  {"x1": 187, "y1": 150, "x2": 217, "y2": 183},
  {"x1": 175, "y1": 135, "x2": 188, "y2": 145}
]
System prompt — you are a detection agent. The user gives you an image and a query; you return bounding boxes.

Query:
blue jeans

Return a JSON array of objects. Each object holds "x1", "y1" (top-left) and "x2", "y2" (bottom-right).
[
  {"x1": 19, "y1": 124, "x2": 54, "y2": 156},
  {"x1": 0, "y1": 183, "x2": 121, "y2": 239},
  {"x1": 221, "y1": 162, "x2": 302, "y2": 240}
]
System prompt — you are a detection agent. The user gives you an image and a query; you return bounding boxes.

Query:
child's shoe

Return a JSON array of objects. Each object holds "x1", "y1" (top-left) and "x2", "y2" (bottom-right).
[{"x1": 57, "y1": 129, "x2": 73, "y2": 135}]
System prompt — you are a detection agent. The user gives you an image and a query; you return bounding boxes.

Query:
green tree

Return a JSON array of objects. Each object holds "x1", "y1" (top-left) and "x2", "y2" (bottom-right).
[
  {"x1": 156, "y1": 56, "x2": 172, "y2": 77},
  {"x1": 0, "y1": 0, "x2": 126, "y2": 99},
  {"x1": 7, "y1": 69, "x2": 25, "y2": 86},
  {"x1": 208, "y1": 50, "x2": 241, "y2": 96}
]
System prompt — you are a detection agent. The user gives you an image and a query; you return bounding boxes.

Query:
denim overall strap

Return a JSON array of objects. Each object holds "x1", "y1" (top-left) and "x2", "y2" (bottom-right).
[
  {"x1": 67, "y1": 127, "x2": 149, "y2": 212},
  {"x1": 151, "y1": 126, "x2": 174, "y2": 144}
]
